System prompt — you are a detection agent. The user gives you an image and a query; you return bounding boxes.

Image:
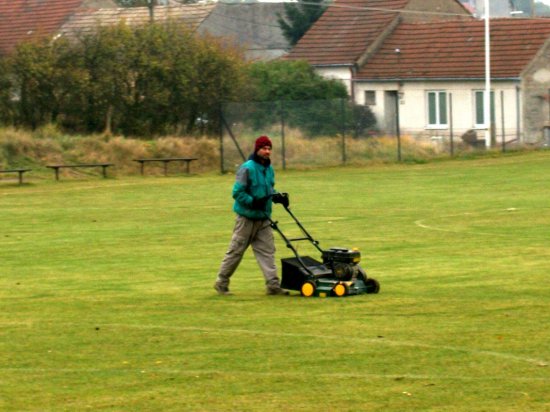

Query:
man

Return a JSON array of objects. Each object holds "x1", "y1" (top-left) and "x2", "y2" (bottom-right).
[{"x1": 214, "y1": 135, "x2": 289, "y2": 296}]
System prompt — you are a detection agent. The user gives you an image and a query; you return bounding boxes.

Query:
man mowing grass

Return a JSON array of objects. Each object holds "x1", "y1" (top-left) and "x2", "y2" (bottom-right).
[{"x1": 214, "y1": 135, "x2": 290, "y2": 296}]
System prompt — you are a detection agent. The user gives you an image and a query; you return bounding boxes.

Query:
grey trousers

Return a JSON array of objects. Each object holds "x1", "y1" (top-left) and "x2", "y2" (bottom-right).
[{"x1": 216, "y1": 215, "x2": 281, "y2": 289}]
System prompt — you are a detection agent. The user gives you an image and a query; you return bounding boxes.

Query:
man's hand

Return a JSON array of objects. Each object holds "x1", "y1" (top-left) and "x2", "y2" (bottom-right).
[
  {"x1": 272, "y1": 192, "x2": 289, "y2": 208},
  {"x1": 251, "y1": 196, "x2": 269, "y2": 210}
]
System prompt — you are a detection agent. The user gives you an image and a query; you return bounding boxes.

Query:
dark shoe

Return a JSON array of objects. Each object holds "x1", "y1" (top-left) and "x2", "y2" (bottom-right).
[
  {"x1": 214, "y1": 282, "x2": 233, "y2": 296},
  {"x1": 266, "y1": 287, "x2": 289, "y2": 296}
]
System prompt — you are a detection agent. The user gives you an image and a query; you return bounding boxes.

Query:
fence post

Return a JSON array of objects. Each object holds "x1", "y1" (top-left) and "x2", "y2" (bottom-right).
[
  {"x1": 219, "y1": 104, "x2": 225, "y2": 174},
  {"x1": 395, "y1": 92, "x2": 402, "y2": 162},
  {"x1": 341, "y1": 99, "x2": 347, "y2": 165},
  {"x1": 449, "y1": 93, "x2": 454, "y2": 157},
  {"x1": 516, "y1": 85, "x2": 521, "y2": 143},
  {"x1": 501, "y1": 90, "x2": 506, "y2": 152},
  {"x1": 280, "y1": 101, "x2": 286, "y2": 170}
]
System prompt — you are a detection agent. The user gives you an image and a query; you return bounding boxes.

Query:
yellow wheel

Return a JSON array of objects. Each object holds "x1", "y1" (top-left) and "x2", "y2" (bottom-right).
[
  {"x1": 333, "y1": 283, "x2": 348, "y2": 297},
  {"x1": 301, "y1": 281, "x2": 316, "y2": 297}
]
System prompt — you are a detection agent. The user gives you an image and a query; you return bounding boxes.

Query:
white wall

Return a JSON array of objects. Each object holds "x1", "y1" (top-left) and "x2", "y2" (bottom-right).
[
  {"x1": 353, "y1": 80, "x2": 522, "y2": 144},
  {"x1": 316, "y1": 67, "x2": 353, "y2": 94}
]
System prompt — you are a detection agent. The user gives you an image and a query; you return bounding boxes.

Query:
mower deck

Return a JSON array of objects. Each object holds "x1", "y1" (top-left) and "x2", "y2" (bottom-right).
[{"x1": 280, "y1": 256, "x2": 379, "y2": 297}]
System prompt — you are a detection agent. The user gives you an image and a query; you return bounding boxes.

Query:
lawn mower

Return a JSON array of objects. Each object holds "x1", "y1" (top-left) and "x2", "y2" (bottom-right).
[{"x1": 268, "y1": 196, "x2": 380, "y2": 297}]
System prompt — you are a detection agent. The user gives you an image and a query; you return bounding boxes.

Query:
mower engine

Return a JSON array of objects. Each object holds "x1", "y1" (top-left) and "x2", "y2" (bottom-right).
[
  {"x1": 270, "y1": 202, "x2": 380, "y2": 297},
  {"x1": 322, "y1": 247, "x2": 362, "y2": 281}
]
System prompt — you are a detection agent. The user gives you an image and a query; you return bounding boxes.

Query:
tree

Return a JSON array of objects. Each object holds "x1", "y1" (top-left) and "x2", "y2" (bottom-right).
[
  {"x1": 277, "y1": 0, "x2": 328, "y2": 46},
  {"x1": 4, "y1": 22, "x2": 250, "y2": 135},
  {"x1": 248, "y1": 60, "x2": 347, "y2": 102},
  {"x1": 0, "y1": 57, "x2": 15, "y2": 125},
  {"x1": 9, "y1": 39, "x2": 66, "y2": 129},
  {"x1": 245, "y1": 60, "x2": 376, "y2": 137}
]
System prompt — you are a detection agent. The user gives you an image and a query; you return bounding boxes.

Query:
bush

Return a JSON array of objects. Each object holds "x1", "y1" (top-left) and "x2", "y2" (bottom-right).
[{"x1": 2, "y1": 22, "x2": 250, "y2": 136}]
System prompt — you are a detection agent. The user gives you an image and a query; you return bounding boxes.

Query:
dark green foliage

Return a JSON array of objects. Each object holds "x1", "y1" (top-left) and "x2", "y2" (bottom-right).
[
  {"x1": 1, "y1": 22, "x2": 249, "y2": 136},
  {"x1": 277, "y1": 0, "x2": 328, "y2": 45},
  {"x1": 248, "y1": 60, "x2": 347, "y2": 101},
  {"x1": 0, "y1": 58, "x2": 14, "y2": 124},
  {"x1": 237, "y1": 60, "x2": 376, "y2": 137}
]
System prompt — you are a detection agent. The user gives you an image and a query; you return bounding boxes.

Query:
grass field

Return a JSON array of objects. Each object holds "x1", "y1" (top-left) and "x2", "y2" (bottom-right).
[{"x1": 1, "y1": 151, "x2": 549, "y2": 411}]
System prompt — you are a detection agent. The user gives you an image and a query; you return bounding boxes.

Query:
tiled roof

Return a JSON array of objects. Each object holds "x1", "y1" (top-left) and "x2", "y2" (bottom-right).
[
  {"x1": 59, "y1": 4, "x2": 215, "y2": 39},
  {"x1": 355, "y1": 18, "x2": 550, "y2": 80},
  {"x1": 0, "y1": 0, "x2": 94, "y2": 55},
  {"x1": 285, "y1": 0, "x2": 411, "y2": 66}
]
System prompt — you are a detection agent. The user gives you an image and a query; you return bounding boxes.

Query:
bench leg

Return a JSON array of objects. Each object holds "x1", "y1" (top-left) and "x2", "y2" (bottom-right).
[
  {"x1": 102, "y1": 166, "x2": 108, "y2": 178},
  {"x1": 163, "y1": 161, "x2": 168, "y2": 176},
  {"x1": 54, "y1": 168, "x2": 60, "y2": 181},
  {"x1": 18, "y1": 171, "x2": 24, "y2": 184},
  {"x1": 140, "y1": 161, "x2": 144, "y2": 176},
  {"x1": 185, "y1": 161, "x2": 191, "y2": 174}
]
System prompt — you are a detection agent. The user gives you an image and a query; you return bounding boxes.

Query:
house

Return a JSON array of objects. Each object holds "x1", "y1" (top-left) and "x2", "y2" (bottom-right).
[
  {"x1": 285, "y1": 0, "x2": 550, "y2": 145},
  {"x1": 197, "y1": 2, "x2": 290, "y2": 61},
  {"x1": 0, "y1": 1, "x2": 289, "y2": 62},
  {"x1": 354, "y1": 18, "x2": 550, "y2": 144},
  {"x1": 0, "y1": 0, "x2": 117, "y2": 57}
]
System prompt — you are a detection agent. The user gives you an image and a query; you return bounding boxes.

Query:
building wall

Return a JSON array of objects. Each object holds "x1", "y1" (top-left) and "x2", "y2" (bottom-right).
[
  {"x1": 522, "y1": 40, "x2": 550, "y2": 143},
  {"x1": 316, "y1": 67, "x2": 354, "y2": 94},
  {"x1": 353, "y1": 79, "x2": 522, "y2": 145}
]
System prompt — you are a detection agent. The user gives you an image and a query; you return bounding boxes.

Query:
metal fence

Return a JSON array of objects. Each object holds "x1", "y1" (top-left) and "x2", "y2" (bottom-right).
[{"x1": 219, "y1": 96, "x2": 531, "y2": 173}]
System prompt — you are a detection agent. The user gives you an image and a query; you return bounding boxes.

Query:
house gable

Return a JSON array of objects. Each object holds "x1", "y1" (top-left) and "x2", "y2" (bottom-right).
[
  {"x1": 285, "y1": 0, "x2": 470, "y2": 67},
  {"x1": 402, "y1": 0, "x2": 471, "y2": 22},
  {"x1": 285, "y1": 0, "x2": 410, "y2": 66},
  {"x1": 197, "y1": 3, "x2": 290, "y2": 61}
]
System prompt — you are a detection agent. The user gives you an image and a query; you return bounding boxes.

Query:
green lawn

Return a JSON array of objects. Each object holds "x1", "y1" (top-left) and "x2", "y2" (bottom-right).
[{"x1": 1, "y1": 152, "x2": 549, "y2": 411}]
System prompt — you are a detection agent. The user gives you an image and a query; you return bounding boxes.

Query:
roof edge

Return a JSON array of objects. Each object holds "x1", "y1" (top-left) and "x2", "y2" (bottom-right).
[{"x1": 353, "y1": 77, "x2": 521, "y2": 82}]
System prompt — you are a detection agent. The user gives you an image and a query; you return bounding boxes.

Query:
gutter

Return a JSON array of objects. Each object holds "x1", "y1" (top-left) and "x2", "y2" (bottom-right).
[
  {"x1": 352, "y1": 77, "x2": 521, "y2": 83},
  {"x1": 313, "y1": 64, "x2": 354, "y2": 68}
]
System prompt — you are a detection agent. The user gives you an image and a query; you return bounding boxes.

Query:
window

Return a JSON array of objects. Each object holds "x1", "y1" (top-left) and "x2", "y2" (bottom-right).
[
  {"x1": 364, "y1": 90, "x2": 376, "y2": 106},
  {"x1": 427, "y1": 91, "x2": 447, "y2": 127},
  {"x1": 474, "y1": 90, "x2": 495, "y2": 128}
]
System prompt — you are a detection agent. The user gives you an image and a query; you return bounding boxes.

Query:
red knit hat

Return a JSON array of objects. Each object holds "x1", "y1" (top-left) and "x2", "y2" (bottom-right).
[{"x1": 254, "y1": 135, "x2": 272, "y2": 152}]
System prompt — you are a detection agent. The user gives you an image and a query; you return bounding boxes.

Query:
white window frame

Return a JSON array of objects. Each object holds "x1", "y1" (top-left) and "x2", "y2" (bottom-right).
[
  {"x1": 426, "y1": 90, "x2": 448, "y2": 129},
  {"x1": 474, "y1": 90, "x2": 495, "y2": 129},
  {"x1": 364, "y1": 90, "x2": 376, "y2": 106}
]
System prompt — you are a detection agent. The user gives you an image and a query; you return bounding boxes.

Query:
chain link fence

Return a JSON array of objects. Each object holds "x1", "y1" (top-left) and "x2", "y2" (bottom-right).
[{"x1": 219, "y1": 96, "x2": 528, "y2": 173}]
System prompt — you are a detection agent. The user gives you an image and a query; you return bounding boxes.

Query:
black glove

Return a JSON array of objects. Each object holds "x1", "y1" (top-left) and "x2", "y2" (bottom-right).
[
  {"x1": 251, "y1": 196, "x2": 269, "y2": 210},
  {"x1": 272, "y1": 192, "x2": 289, "y2": 208}
]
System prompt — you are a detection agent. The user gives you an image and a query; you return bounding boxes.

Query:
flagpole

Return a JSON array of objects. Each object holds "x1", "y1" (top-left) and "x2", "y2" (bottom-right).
[{"x1": 484, "y1": 0, "x2": 491, "y2": 147}]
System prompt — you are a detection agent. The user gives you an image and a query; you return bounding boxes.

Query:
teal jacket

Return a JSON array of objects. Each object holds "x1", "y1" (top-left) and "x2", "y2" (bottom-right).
[{"x1": 232, "y1": 155, "x2": 275, "y2": 220}]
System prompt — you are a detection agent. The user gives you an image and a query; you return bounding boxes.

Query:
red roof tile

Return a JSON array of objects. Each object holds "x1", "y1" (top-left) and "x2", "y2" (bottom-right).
[
  {"x1": 286, "y1": 0, "x2": 411, "y2": 66},
  {"x1": 355, "y1": 18, "x2": 550, "y2": 79},
  {"x1": 0, "y1": 0, "x2": 107, "y2": 55}
]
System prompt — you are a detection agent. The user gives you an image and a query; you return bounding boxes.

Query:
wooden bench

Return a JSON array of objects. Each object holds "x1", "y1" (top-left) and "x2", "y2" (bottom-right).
[
  {"x1": 46, "y1": 163, "x2": 113, "y2": 180},
  {"x1": 133, "y1": 158, "x2": 198, "y2": 176},
  {"x1": 0, "y1": 168, "x2": 31, "y2": 184}
]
